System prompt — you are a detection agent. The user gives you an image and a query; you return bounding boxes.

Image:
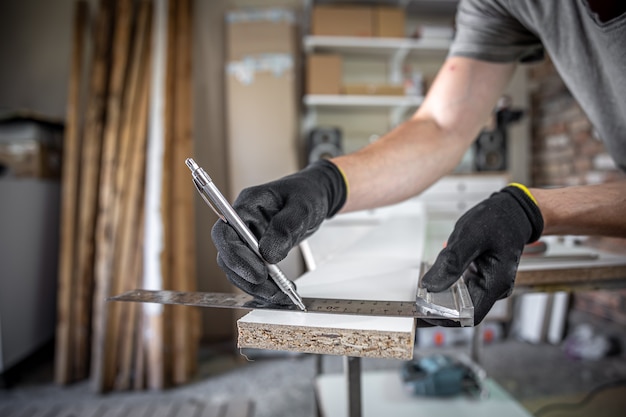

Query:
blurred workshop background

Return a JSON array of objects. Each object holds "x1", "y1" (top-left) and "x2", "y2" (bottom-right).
[{"x1": 0, "y1": 1, "x2": 625, "y2": 417}]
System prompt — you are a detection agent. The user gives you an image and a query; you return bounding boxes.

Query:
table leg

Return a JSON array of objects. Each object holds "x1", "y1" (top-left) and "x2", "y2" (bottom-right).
[
  {"x1": 315, "y1": 354, "x2": 323, "y2": 376},
  {"x1": 344, "y1": 356, "x2": 362, "y2": 417}
]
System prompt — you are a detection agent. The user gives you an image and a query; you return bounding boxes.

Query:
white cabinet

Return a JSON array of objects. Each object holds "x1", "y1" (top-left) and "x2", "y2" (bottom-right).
[{"x1": 0, "y1": 179, "x2": 59, "y2": 373}]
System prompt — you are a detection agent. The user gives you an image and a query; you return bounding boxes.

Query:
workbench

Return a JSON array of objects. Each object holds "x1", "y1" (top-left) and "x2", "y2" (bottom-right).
[{"x1": 236, "y1": 200, "x2": 626, "y2": 417}]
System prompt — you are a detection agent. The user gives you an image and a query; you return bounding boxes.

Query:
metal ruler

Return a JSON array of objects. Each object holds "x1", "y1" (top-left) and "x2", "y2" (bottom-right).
[{"x1": 110, "y1": 277, "x2": 474, "y2": 326}]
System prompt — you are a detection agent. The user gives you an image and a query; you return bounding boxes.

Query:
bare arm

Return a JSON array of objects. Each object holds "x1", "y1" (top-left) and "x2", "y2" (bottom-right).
[
  {"x1": 332, "y1": 56, "x2": 517, "y2": 212},
  {"x1": 532, "y1": 181, "x2": 626, "y2": 237}
]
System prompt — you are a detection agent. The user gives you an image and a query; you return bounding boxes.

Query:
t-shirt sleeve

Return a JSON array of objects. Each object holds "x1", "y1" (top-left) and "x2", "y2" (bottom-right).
[{"x1": 449, "y1": 0, "x2": 545, "y2": 63}]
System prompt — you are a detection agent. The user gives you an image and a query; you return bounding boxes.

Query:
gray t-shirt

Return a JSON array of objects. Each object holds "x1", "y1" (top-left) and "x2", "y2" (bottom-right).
[{"x1": 449, "y1": 0, "x2": 626, "y2": 172}]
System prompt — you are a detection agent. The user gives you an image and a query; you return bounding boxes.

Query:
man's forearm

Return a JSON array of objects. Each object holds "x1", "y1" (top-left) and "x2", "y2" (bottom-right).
[
  {"x1": 331, "y1": 116, "x2": 470, "y2": 213},
  {"x1": 532, "y1": 180, "x2": 626, "y2": 237},
  {"x1": 330, "y1": 56, "x2": 517, "y2": 214}
]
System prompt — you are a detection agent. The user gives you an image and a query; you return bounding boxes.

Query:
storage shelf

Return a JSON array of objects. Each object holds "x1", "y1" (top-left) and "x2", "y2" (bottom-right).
[
  {"x1": 304, "y1": 94, "x2": 424, "y2": 108},
  {"x1": 304, "y1": 35, "x2": 451, "y2": 55}
]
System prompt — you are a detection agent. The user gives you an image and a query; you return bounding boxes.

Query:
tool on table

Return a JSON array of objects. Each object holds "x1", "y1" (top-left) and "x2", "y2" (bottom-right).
[
  {"x1": 185, "y1": 158, "x2": 307, "y2": 311},
  {"x1": 401, "y1": 354, "x2": 485, "y2": 398},
  {"x1": 416, "y1": 266, "x2": 474, "y2": 327},
  {"x1": 110, "y1": 264, "x2": 475, "y2": 325}
]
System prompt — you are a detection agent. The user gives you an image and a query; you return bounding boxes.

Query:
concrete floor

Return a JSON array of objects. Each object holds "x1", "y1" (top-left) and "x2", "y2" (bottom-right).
[{"x1": 1, "y1": 310, "x2": 626, "y2": 417}]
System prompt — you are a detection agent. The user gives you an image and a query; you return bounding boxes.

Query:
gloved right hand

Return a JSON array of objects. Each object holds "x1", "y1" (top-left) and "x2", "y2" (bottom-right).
[
  {"x1": 211, "y1": 159, "x2": 347, "y2": 305},
  {"x1": 421, "y1": 184, "x2": 544, "y2": 325}
]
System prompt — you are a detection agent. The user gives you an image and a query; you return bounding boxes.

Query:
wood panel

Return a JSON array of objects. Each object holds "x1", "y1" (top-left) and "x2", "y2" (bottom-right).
[
  {"x1": 55, "y1": 0, "x2": 88, "y2": 385},
  {"x1": 91, "y1": 0, "x2": 133, "y2": 392},
  {"x1": 72, "y1": 0, "x2": 114, "y2": 382},
  {"x1": 54, "y1": 0, "x2": 198, "y2": 392},
  {"x1": 170, "y1": 0, "x2": 197, "y2": 384}
]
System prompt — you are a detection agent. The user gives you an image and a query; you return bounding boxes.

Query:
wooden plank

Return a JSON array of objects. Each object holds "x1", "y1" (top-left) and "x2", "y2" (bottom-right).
[
  {"x1": 143, "y1": 0, "x2": 169, "y2": 390},
  {"x1": 159, "y1": 0, "x2": 177, "y2": 387},
  {"x1": 73, "y1": 0, "x2": 114, "y2": 382},
  {"x1": 514, "y1": 240, "x2": 626, "y2": 291},
  {"x1": 132, "y1": 210, "x2": 148, "y2": 391},
  {"x1": 109, "y1": 0, "x2": 152, "y2": 392},
  {"x1": 183, "y1": 0, "x2": 200, "y2": 377},
  {"x1": 517, "y1": 263, "x2": 626, "y2": 287},
  {"x1": 170, "y1": 0, "x2": 197, "y2": 385},
  {"x1": 55, "y1": 0, "x2": 89, "y2": 385},
  {"x1": 91, "y1": 0, "x2": 134, "y2": 393}
]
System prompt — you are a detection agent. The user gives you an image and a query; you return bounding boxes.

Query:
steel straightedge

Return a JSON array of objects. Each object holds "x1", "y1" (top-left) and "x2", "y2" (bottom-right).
[{"x1": 110, "y1": 283, "x2": 474, "y2": 325}]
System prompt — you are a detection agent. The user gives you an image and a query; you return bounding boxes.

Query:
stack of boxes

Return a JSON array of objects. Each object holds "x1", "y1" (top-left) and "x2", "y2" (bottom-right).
[
  {"x1": 306, "y1": 5, "x2": 407, "y2": 96},
  {"x1": 310, "y1": 4, "x2": 405, "y2": 38}
]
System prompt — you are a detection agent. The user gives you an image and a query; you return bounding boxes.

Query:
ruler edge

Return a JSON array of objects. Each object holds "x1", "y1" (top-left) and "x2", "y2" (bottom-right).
[{"x1": 108, "y1": 288, "x2": 473, "y2": 323}]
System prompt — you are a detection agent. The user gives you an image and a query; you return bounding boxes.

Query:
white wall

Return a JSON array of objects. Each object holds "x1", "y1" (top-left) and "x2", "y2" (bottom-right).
[
  {"x1": 0, "y1": 0, "x2": 79, "y2": 117},
  {"x1": 0, "y1": 0, "x2": 76, "y2": 368}
]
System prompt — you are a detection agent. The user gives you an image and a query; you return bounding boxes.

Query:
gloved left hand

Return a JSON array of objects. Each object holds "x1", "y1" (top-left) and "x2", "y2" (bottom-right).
[{"x1": 421, "y1": 185, "x2": 544, "y2": 325}]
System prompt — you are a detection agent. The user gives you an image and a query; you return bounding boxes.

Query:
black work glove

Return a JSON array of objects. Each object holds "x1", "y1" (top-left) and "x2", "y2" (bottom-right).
[
  {"x1": 211, "y1": 159, "x2": 347, "y2": 305},
  {"x1": 421, "y1": 185, "x2": 544, "y2": 326}
]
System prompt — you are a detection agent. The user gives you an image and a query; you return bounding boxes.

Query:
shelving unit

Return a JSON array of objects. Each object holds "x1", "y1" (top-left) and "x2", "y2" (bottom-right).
[
  {"x1": 304, "y1": 94, "x2": 424, "y2": 107},
  {"x1": 304, "y1": 34, "x2": 451, "y2": 55},
  {"x1": 302, "y1": 33, "x2": 451, "y2": 134},
  {"x1": 299, "y1": 1, "x2": 464, "y2": 160},
  {"x1": 303, "y1": 93, "x2": 425, "y2": 132}
]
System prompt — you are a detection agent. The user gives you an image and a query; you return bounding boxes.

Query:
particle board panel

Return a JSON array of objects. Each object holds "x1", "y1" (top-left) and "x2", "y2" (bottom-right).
[
  {"x1": 516, "y1": 240, "x2": 626, "y2": 290},
  {"x1": 237, "y1": 201, "x2": 426, "y2": 359}
]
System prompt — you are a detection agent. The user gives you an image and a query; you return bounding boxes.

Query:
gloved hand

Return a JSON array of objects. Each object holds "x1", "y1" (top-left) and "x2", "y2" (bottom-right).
[
  {"x1": 211, "y1": 159, "x2": 347, "y2": 305},
  {"x1": 421, "y1": 184, "x2": 544, "y2": 325}
]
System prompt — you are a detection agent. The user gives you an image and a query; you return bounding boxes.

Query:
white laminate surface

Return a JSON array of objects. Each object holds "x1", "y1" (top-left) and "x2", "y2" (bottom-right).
[{"x1": 239, "y1": 200, "x2": 427, "y2": 335}]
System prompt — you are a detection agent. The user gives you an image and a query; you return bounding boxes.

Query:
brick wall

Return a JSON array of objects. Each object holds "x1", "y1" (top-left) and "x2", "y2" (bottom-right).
[
  {"x1": 529, "y1": 58, "x2": 624, "y2": 187},
  {"x1": 527, "y1": 57, "x2": 626, "y2": 325}
]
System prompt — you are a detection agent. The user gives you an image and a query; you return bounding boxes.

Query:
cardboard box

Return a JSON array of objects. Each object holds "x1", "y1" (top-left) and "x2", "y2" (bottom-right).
[
  {"x1": 306, "y1": 54, "x2": 342, "y2": 95},
  {"x1": 311, "y1": 5, "x2": 373, "y2": 37},
  {"x1": 0, "y1": 115, "x2": 63, "y2": 178},
  {"x1": 374, "y1": 7, "x2": 406, "y2": 38},
  {"x1": 342, "y1": 83, "x2": 405, "y2": 96},
  {"x1": 226, "y1": 9, "x2": 297, "y2": 60}
]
